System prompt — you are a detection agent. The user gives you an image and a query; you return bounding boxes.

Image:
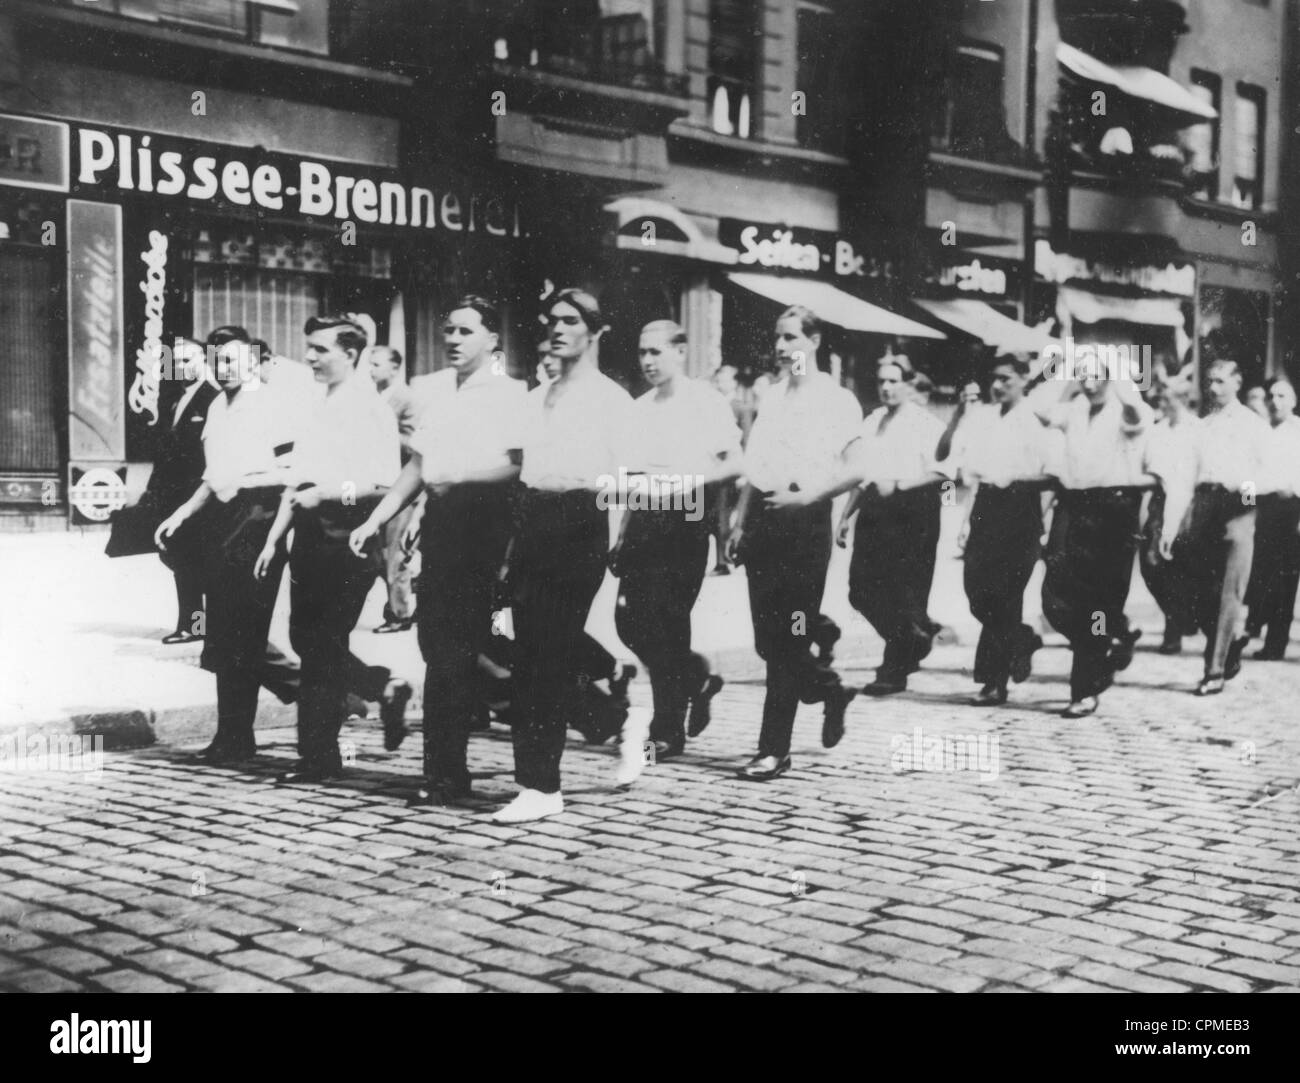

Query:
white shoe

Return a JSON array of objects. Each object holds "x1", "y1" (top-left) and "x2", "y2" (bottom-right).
[
  {"x1": 614, "y1": 708, "x2": 652, "y2": 788},
  {"x1": 491, "y1": 788, "x2": 564, "y2": 823}
]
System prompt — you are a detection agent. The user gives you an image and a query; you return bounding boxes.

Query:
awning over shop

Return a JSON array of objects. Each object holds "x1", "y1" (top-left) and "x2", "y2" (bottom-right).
[
  {"x1": 913, "y1": 298, "x2": 1057, "y2": 355},
  {"x1": 605, "y1": 197, "x2": 739, "y2": 265},
  {"x1": 728, "y1": 273, "x2": 946, "y2": 339},
  {"x1": 1056, "y1": 43, "x2": 1218, "y2": 120}
]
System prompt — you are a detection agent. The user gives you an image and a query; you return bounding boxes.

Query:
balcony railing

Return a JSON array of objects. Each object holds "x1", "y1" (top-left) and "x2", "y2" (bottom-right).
[{"x1": 494, "y1": 12, "x2": 687, "y2": 97}]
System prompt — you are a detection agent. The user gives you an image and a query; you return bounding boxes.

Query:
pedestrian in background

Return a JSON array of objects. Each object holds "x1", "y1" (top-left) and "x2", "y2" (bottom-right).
[{"x1": 367, "y1": 344, "x2": 420, "y2": 634}]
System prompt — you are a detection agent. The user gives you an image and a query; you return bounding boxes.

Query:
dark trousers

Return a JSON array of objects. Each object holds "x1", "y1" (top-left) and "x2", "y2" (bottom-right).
[
  {"x1": 416, "y1": 482, "x2": 514, "y2": 789},
  {"x1": 1245, "y1": 492, "x2": 1300, "y2": 654},
  {"x1": 172, "y1": 564, "x2": 205, "y2": 635},
  {"x1": 614, "y1": 509, "x2": 710, "y2": 745},
  {"x1": 511, "y1": 490, "x2": 610, "y2": 793},
  {"x1": 199, "y1": 487, "x2": 287, "y2": 750},
  {"x1": 288, "y1": 500, "x2": 390, "y2": 772},
  {"x1": 964, "y1": 483, "x2": 1042, "y2": 689},
  {"x1": 1185, "y1": 486, "x2": 1256, "y2": 676},
  {"x1": 1140, "y1": 488, "x2": 1197, "y2": 639},
  {"x1": 1042, "y1": 487, "x2": 1142, "y2": 701},
  {"x1": 742, "y1": 501, "x2": 842, "y2": 759},
  {"x1": 849, "y1": 484, "x2": 942, "y2": 683}
]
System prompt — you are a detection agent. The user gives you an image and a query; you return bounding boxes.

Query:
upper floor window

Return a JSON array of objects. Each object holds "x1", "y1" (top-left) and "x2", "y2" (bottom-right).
[
  {"x1": 708, "y1": 0, "x2": 759, "y2": 138},
  {"x1": 796, "y1": 3, "x2": 844, "y2": 154},
  {"x1": 1183, "y1": 70, "x2": 1220, "y2": 200},
  {"x1": 932, "y1": 42, "x2": 1021, "y2": 163},
  {"x1": 1232, "y1": 83, "x2": 1266, "y2": 209},
  {"x1": 70, "y1": 0, "x2": 303, "y2": 45}
]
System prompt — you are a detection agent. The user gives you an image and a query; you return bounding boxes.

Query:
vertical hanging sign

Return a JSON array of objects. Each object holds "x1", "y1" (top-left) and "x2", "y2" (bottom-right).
[{"x1": 67, "y1": 199, "x2": 126, "y2": 462}]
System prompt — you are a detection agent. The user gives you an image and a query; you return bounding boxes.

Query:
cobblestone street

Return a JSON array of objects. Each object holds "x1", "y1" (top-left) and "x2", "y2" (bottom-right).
[{"x1": 3, "y1": 637, "x2": 1299, "y2": 993}]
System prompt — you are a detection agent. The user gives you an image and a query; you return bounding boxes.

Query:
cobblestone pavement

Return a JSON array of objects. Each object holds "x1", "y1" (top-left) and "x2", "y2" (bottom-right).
[{"x1": 2, "y1": 639, "x2": 1299, "y2": 994}]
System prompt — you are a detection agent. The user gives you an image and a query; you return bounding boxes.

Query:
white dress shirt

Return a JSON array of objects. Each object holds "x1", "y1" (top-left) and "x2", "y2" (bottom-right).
[
  {"x1": 201, "y1": 385, "x2": 296, "y2": 503},
  {"x1": 408, "y1": 365, "x2": 528, "y2": 485},
  {"x1": 1145, "y1": 415, "x2": 1201, "y2": 496},
  {"x1": 1195, "y1": 400, "x2": 1270, "y2": 492},
  {"x1": 291, "y1": 370, "x2": 401, "y2": 495},
  {"x1": 851, "y1": 400, "x2": 951, "y2": 487},
  {"x1": 1256, "y1": 414, "x2": 1300, "y2": 496},
  {"x1": 1045, "y1": 394, "x2": 1153, "y2": 489},
  {"x1": 952, "y1": 401, "x2": 1052, "y2": 488},
  {"x1": 625, "y1": 377, "x2": 743, "y2": 480},
  {"x1": 743, "y1": 373, "x2": 862, "y2": 493},
  {"x1": 519, "y1": 366, "x2": 635, "y2": 491}
]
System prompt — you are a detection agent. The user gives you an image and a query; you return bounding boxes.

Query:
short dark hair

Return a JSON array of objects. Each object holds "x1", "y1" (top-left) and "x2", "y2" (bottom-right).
[
  {"x1": 778, "y1": 305, "x2": 823, "y2": 340},
  {"x1": 1211, "y1": 360, "x2": 1244, "y2": 381},
  {"x1": 877, "y1": 353, "x2": 916, "y2": 382},
  {"x1": 992, "y1": 352, "x2": 1031, "y2": 377},
  {"x1": 369, "y1": 345, "x2": 403, "y2": 369},
  {"x1": 450, "y1": 294, "x2": 502, "y2": 337},
  {"x1": 206, "y1": 325, "x2": 251, "y2": 349},
  {"x1": 304, "y1": 315, "x2": 368, "y2": 360},
  {"x1": 550, "y1": 288, "x2": 606, "y2": 333},
  {"x1": 913, "y1": 372, "x2": 934, "y2": 395},
  {"x1": 640, "y1": 319, "x2": 687, "y2": 347}
]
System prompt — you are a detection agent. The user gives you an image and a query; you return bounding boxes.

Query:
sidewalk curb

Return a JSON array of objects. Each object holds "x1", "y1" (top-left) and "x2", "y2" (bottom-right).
[{"x1": 4, "y1": 701, "x2": 299, "y2": 751}]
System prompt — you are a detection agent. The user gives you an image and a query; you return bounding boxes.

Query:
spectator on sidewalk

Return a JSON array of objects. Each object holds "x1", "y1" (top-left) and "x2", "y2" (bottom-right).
[
  {"x1": 1245, "y1": 377, "x2": 1300, "y2": 660},
  {"x1": 367, "y1": 345, "x2": 420, "y2": 634}
]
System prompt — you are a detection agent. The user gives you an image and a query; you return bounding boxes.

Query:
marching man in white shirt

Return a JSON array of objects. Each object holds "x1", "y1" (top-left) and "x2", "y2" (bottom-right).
[
  {"x1": 1244, "y1": 377, "x2": 1300, "y2": 660},
  {"x1": 1033, "y1": 347, "x2": 1154, "y2": 718},
  {"x1": 351, "y1": 297, "x2": 526, "y2": 805},
  {"x1": 729, "y1": 306, "x2": 860, "y2": 781},
  {"x1": 1180, "y1": 360, "x2": 1271, "y2": 695},
  {"x1": 938, "y1": 353, "x2": 1054, "y2": 706},
  {"x1": 256, "y1": 315, "x2": 407, "y2": 783},
  {"x1": 609, "y1": 321, "x2": 741, "y2": 775}
]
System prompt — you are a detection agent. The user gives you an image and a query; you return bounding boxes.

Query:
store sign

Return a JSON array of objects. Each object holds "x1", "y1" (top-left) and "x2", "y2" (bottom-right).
[
  {"x1": 67, "y1": 200, "x2": 126, "y2": 463},
  {"x1": 127, "y1": 230, "x2": 169, "y2": 426},
  {"x1": 938, "y1": 258, "x2": 1008, "y2": 297},
  {"x1": 0, "y1": 114, "x2": 70, "y2": 192},
  {"x1": 68, "y1": 466, "x2": 128, "y2": 525},
  {"x1": 921, "y1": 253, "x2": 1019, "y2": 299},
  {"x1": 1035, "y1": 239, "x2": 1195, "y2": 297},
  {"x1": 70, "y1": 123, "x2": 526, "y2": 236},
  {"x1": 718, "y1": 219, "x2": 881, "y2": 279}
]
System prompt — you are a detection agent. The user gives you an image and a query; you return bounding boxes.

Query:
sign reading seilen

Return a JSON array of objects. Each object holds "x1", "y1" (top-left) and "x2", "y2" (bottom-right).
[
  {"x1": 718, "y1": 219, "x2": 874, "y2": 278},
  {"x1": 71, "y1": 124, "x2": 525, "y2": 236}
]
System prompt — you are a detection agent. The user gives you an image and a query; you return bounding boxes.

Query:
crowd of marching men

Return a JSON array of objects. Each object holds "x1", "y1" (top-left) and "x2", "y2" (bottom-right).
[{"x1": 136, "y1": 289, "x2": 1300, "y2": 822}]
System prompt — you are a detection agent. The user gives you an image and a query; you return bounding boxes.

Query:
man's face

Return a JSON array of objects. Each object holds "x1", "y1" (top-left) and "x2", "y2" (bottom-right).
[
  {"x1": 548, "y1": 301, "x2": 596, "y2": 362},
  {"x1": 774, "y1": 316, "x2": 818, "y2": 375},
  {"x1": 961, "y1": 382, "x2": 981, "y2": 405},
  {"x1": 305, "y1": 327, "x2": 356, "y2": 387},
  {"x1": 215, "y1": 341, "x2": 256, "y2": 391},
  {"x1": 1076, "y1": 349, "x2": 1110, "y2": 403},
  {"x1": 1206, "y1": 364, "x2": 1241, "y2": 408},
  {"x1": 444, "y1": 308, "x2": 497, "y2": 373},
  {"x1": 1268, "y1": 381, "x2": 1297, "y2": 422},
  {"x1": 714, "y1": 366, "x2": 737, "y2": 395},
  {"x1": 1246, "y1": 385, "x2": 1269, "y2": 417},
  {"x1": 368, "y1": 351, "x2": 401, "y2": 389},
  {"x1": 989, "y1": 366, "x2": 1024, "y2": 405},
  {"x1": 639, "y1": 329, "x2": 685, "y2": 387},
  {"x1": 877, "y1": 363, "x2": 907, "y2": 407}
]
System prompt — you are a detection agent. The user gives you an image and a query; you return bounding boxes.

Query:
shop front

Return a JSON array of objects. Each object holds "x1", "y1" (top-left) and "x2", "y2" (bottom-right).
[{"x1": 0, "y1": 111, "x2": 528, "y2": 523}]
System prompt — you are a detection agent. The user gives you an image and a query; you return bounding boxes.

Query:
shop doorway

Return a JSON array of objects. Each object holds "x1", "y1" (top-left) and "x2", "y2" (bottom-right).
[{"x1": 0, "y1": 247, "x2": 61, "y2": 475}]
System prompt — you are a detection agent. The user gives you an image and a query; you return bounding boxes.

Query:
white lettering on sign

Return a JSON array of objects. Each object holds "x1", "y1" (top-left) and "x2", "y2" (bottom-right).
[
  {"x1": 76, "y1": 128, "x2": 524, "y2": 236},
  {"x1": 128, "y1": 230, "x2": 168, "y2": 425},
  {"x1": 78, "y1": 235, "x2": 117, "y2": 427},
  {"x1": 939, "y1": 259, "x2": 1007, "y2": 296},
  {"x1": 1034, "y1": 239, "x2": 1195, "y2": 297},
  {"x1": 737, "y1": 226, "x2": 822, "y2": 273}
]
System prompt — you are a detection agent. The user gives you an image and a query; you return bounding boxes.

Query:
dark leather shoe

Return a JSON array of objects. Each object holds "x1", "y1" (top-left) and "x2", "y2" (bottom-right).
[
  {"x1": 1252, "y1": 647, "x2": 1285, "y2": 661},
  {"x1": 275, "y1": 765, "x2": 343, "y2": 785},
  {"x1": 687, "y1": 674, "x2": 725, "y2": 738},
  {"x1": 373, "y1": 620, "x2": 413, "y2": 635},
  {"x1": 408, "y1": 779, "x2": 472, "y2": 806},
  {"x1": 1011, "y1": 633, "x2": 1043, "y2": 684},
  {"x1": 651, "y1": 738, "x2": 685, "y2": 762},
  {"x1": 380, "y1": 679, "x2": 412, "y2": 751},
  {"x1": 1111, "y1": 629, "x2": 1141, "y2": 672},
  {"x1": 1225, "y1": 636, "x2": 1249, "y2": 680},
  {"x1": 1195, "y1": 675, "x2": 1225, "y2": 697},
  {"x1": 162, "y1": 630, "x2": 203, "y2": 645},
  {"x1": 862, "y1": 679, "x2": 906, "y2": 697},
  {"x1": 821, "y1": 686, "x2": 855, "y2": 748},
  {"x1": 737, "y1": 754, "x2": 790, "y2": 781},
  {"x1": 1158, "y1": 635, "x2": 1182, "y2": 655},
  {"x1": 189, "y1": 740, "x2": 256, "y2": 765},
  {"x1": 970, "y1": 684, "x2": 1008, "y2": 707}
]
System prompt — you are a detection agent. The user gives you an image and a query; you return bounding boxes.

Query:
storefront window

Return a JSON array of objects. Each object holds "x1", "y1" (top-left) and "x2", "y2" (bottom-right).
[{"x1": 0, "y1": 247, "x2": 61, "y2": 474}]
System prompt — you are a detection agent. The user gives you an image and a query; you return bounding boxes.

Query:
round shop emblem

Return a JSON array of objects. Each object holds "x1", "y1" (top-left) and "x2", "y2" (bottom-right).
[{"x1": 69, "y1": 468, "x2": 128, "y2": 522}]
